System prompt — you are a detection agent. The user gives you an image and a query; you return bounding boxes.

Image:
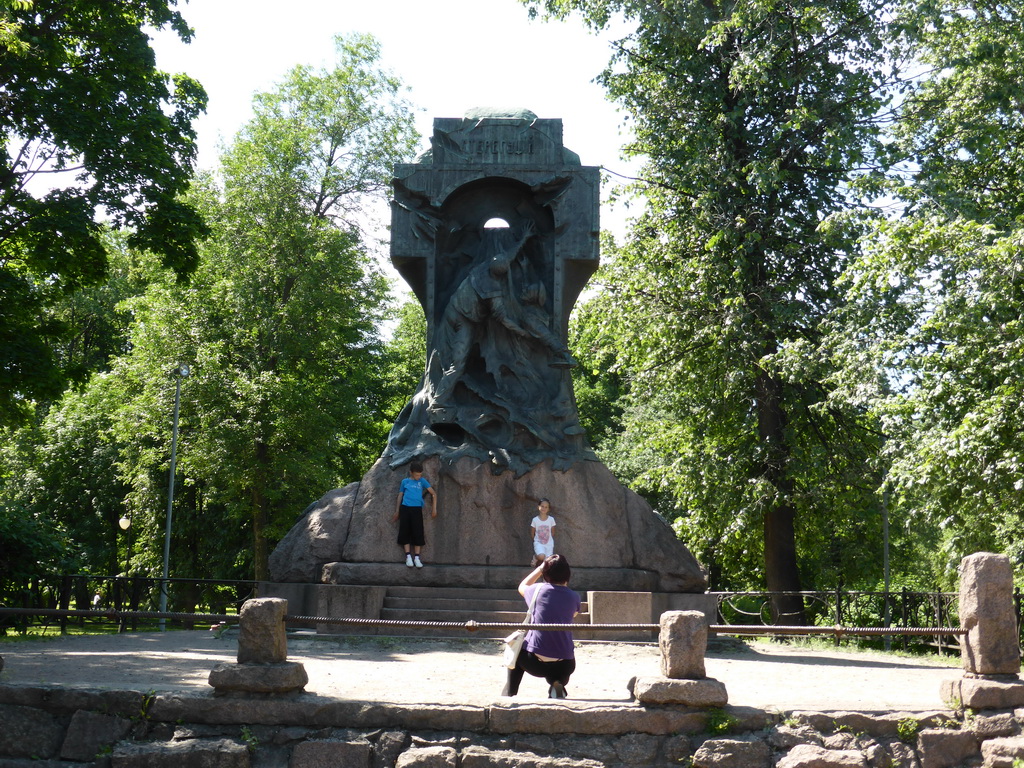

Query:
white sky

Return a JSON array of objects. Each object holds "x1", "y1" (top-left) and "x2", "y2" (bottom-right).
[{"x1": 151, "y1": 0, "x2": 641, "y2": 256}]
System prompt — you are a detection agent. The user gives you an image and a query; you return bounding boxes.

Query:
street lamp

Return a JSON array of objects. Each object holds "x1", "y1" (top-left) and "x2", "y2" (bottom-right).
[
  {"x1": 159, "y1": 363, "x2": 189, "y2": 630},
  {"x1": 118, "y1": 516, "x2": 131, "y2": 575},
  {"x1": 117, "y1": 515, "x2": 132, "y2": 632}
]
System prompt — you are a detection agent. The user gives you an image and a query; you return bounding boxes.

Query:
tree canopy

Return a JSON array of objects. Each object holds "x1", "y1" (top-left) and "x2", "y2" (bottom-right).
[
  {"x1": 5, "y1": 1, "x2": 1024, "y2": 609},
  {"x1": 529, "y1": 0, "x2": 1024, "y2": 600},
  {"x1": 0, "y1": 0, "x2": 207, "y2": 426},
  {"x1": 527, "y1": 0, "x2": 894, "y2": 616},
  {"x1": 0, "y1": 32, "x2": 418, "y2": 588},
  {"x1": 829, "y1": 1, "x2": 1024, "y2": 585}
]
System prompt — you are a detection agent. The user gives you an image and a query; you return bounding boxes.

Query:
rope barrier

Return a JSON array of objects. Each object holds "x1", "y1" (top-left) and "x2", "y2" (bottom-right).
[
  {"x1": 286, "y1": 615, "x2": 967, "y2": 637},
  {"x1": 0, "y1": 607, "x2": 967, "y2": 638},
  {"x1": 285, "y1": 615, "x2": 656, "y2": 631}
]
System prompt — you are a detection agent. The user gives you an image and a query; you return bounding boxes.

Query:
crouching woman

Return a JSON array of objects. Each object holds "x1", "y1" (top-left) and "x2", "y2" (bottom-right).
[{"x1": 503, "y1": 554, "x2": 580, "y2": 699}]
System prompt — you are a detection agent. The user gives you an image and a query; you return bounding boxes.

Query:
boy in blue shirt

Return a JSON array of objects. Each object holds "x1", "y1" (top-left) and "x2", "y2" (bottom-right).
[{"x1": 392, "y1": 461, "x2": 438, "y2": 568}]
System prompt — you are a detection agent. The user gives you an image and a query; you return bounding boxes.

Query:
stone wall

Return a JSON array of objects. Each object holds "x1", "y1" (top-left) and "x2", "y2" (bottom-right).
[
  {"x1": 2, "y1": 684, "x2": 1023, "y2": 767},
  {"x1": 5, "y1": 552, "x2": 1022, "y2": 766}
]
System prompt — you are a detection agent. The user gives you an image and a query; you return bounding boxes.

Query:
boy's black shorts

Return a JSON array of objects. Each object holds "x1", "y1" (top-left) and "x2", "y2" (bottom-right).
[{"x1": 397, "y1": 504, "x2": 425, "y2": 546}]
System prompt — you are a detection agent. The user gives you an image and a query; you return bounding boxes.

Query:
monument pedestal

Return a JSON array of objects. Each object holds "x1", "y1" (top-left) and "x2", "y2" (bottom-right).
[
  {"x1": 269, "y1": 455, "x2": 706, "y2": 594},
  {"x1": 320, "y1": 563, "x2": 664, "y2": 591},
  {"x1": 258, "y1": 577, "x2": 716, "y2": 639}
]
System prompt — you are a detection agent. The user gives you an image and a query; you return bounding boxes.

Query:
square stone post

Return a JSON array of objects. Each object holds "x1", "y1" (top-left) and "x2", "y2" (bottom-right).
[
  {"x1": 209, "y1": 597, "x2": 307, "y2": 695},
  {"x1": 237, "y1": 597, "x2": 288, "y2": 664},
  {"x1": 660, "y1": 610, "x2": 707, "y2": 679},
  {"x1": 941, "y1": 553, "x2": 1024, "y2": 710},
  {"x1": 631, "y1": 610, "x2": 728, "y2": 707},
  {"x1": 959, "y1": 553, "x2": 1020, "y2": 676}
]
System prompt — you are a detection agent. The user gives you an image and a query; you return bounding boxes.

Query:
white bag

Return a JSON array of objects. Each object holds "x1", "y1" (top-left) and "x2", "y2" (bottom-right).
[
  {"x1": 502, "y1": 587, "x2": 541, "y2": 669},
  {"x1": 502, "y1": 629, "x2": 526, "y2": 668}
]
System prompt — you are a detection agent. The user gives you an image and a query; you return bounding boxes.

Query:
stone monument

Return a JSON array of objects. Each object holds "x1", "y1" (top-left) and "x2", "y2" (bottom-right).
[
  {"x1": 268, "y1": 109, "x2": 707, "y2": 597},
  {"x1": 941, "y1": 552, "x2": 1024, "y2": 710}
]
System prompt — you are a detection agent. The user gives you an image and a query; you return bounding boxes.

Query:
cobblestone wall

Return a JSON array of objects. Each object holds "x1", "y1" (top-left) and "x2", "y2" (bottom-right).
[{"x1": 2, "y1": 684, "x2": 1024, "y2": 767}]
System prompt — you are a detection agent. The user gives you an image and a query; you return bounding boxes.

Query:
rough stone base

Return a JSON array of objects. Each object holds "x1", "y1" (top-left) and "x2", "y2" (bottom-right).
[
  {"x1": 269, "y1": 456, "x2": 707, "y2": 593},
  {"x1": 112, "y1": 737, "x2": 250, "y2": 767},
  {"x1": 982, "y1": 736, "x2": 1024, "y2": 768},
  {"x1": 0, "y1": 683, "x2": 1008, "y2": 767},
  {"x1": 60, "y1": 710, "x2": 133, "y2": 761},
  {"x1": 941, "y1": 675, "x2": 1024, "y2": 710},
  {"x1": 692, "y1": 739, "x2": 770, "y2": 768},
  {"x1": 631, "y1": 676, "x2": 728, "y2": 708},
  {"x1": 319, "y1": 562, "x2": 667, "y2": 592},
  {"x1": 208, "y1": 661, "x2": 308, "y2": 695},
  {"x1": 775, "y1": 743, "x2": 865, "y2": 768},
  {"x1": 916, "y1": 729, "x2": 979, "y2": 768}
]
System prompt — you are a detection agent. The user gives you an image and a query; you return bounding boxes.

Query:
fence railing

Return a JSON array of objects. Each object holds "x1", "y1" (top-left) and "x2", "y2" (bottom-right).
[
  {"x1": 0, "y1": 574, "x2": 257, "y2": 635},
  {"x1": 4, "y1": 575, "x2": 1013, "y2": 653},
  {"x1": 715, "y1": 588, "x2": 966, "y2": 653}
]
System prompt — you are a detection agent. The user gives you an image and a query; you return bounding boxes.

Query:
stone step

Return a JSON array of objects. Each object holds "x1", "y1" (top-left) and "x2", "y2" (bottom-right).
[
  {"x1": 383, "y1": 585, "x2": 590, "y2": 615},
  {"x1": 379, "y1": 608, "x2": 526, "y2": 624},
  {"x1": 339, "y1": 623, "x2": 649, "y2": 641},
  {"x1": 112, "y1": 738, "x2": 250, "y2": 767},
  {"x1": 265, "y1": 581, "x2": 671, "y2": 641},
  {"x1": 384, "y1": 596, "x2": 529, "y2": 612},
  {"x1": 384, "y1": 595, "x2": 591, "y2": 612},
  {"x1": 379, "y1": 608, "x2": 593, "y2": 625},
  {"x1": 322, "y1": 562, "x2": 662, "y2": 591},
  {"x1": 386, "y1": 585, "x2": 522, "y2": 601}
]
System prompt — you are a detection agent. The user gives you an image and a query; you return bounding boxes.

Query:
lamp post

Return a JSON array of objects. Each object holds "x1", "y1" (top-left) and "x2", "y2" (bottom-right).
[
  {"x1": 882, "y1": 487, "x2": 891, "y2": 651},
  {"x1": 159, "y1": 363, "x2": 189, "y2": 631},
  {"x1": 118, "y1": 515, "x2": 131, "y2": 632},
  {"x1": 118, "y1": 516, "x2": 131, "y2": 576}
]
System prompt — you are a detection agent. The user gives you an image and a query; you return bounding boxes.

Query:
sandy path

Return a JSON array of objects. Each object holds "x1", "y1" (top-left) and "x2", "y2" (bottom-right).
[{"x1": 0, "y1": 631, "x2": 959, "y2": 711}]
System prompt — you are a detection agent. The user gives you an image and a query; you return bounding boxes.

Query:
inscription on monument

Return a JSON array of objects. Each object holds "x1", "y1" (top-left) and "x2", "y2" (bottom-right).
[{"x1": 461, "y1": 137, "x2": 535, "y2": 158}]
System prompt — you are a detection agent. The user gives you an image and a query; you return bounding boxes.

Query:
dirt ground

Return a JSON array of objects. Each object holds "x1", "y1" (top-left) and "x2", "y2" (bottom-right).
[{"x1": 0, "y1": 630, "x2": 961, "y2": 712}]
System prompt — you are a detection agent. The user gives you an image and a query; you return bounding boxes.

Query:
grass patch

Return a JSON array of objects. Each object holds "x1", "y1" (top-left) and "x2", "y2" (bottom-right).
[
  {"x1": 0, "y1": 617, "x2": 222, "y2": 643},
  {"x1": 743, "y1": 635, "x2": 962, "y2": 666}
]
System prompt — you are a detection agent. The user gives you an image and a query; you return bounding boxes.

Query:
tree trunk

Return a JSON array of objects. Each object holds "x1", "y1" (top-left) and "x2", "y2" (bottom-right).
[
  {"x1": 755, "y1": 368, "x2": 806, "y2": 624},
  {"x1": 251, "y1": 439, "x2": 270, "y2": 582}
]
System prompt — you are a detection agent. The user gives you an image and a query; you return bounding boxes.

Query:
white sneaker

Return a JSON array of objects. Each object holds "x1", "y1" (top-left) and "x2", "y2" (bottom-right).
[
  {"x1": 405, "y1": 554, "x2": 414, "y2": 567},
  {"x1": 414, "y1": 556, "x2": 423, "y2": 568}
]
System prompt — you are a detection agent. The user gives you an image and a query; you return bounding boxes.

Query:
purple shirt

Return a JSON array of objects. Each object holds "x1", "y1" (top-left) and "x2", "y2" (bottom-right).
[{"x1": 523, "y1": 582, "x2": 581, "y2": 660}]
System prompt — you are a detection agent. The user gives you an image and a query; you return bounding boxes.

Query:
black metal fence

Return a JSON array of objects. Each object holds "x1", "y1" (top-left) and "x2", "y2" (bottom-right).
[
  {"x1": 715, "y1": 588, "x2": 967, "y2": 654},
  {"x1": 0, "y1": 574, "x2": 257, "y2": 635},
  {"x1": 5, "y1": 575, "x2": 1018, "y2": 654}
]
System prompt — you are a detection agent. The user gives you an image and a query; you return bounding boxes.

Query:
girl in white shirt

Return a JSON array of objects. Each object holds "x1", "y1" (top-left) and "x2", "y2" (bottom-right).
[{"x1": 530, "y1": 498, "x2": 556, "y2": 559}]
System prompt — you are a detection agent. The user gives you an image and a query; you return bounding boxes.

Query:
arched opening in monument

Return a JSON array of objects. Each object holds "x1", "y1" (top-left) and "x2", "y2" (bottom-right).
[
  {"x1": 438, "y1": 177, "x2": 554, "y2": 230},
  {"x1": 433, "y1": 177, "x2": 556, "y2": 337}
]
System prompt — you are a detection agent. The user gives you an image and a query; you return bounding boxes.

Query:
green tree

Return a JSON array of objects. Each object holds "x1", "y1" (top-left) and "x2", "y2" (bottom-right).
[
  {"x1": 0, "y1": 422, "x2": 65, "y2": 606},
  {"x1": 568, "y1": 286, "x2": 626, "y2": 453},
  {"x1": 0, "y1": 236, "x2": 174, "y2": 602},
  {"x1": 526, "y1": 0, "x2": 893, "y2": 612},
  {"x1": 0, "y1": 1, "x2": 31, "y2": 54},
  {"x1": 381, "y1": 299, "x2": 428, "y2": 422},
  {"x1": 110, "y1": 35, "x2": 418, "y2": 581},
  {"x1": 833, "y1": 2, "x2": 1024, "y2": 585},
  {"x1": 0, "y1": 0, "x2": 207, "y2": 426}
]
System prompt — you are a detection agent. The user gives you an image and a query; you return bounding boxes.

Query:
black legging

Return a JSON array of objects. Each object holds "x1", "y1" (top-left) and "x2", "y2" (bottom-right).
[{"x1": 505, "y1": 648, "x2": 576, "y2": 696}]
